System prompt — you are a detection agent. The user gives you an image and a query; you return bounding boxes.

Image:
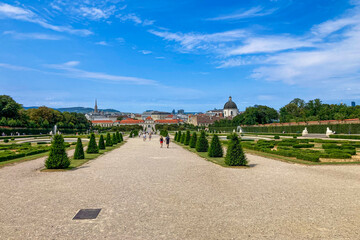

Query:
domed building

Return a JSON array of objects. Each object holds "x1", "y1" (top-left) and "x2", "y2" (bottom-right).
[{"x1": 223, "y1": 96, "x2": 239, "y2": 118}]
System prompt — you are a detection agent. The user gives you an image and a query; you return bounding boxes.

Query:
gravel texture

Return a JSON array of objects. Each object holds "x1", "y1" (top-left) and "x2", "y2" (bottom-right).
[{"x1": 1, "y1": 136, "x2": 360, "y2": 239}]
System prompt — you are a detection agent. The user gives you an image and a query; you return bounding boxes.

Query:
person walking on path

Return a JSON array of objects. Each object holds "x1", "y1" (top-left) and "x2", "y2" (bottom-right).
[
  {"x1": 143, "y1": 133, "x2": 147, "y2": 141},
  {"x1": 160, "y1": 136, "x2": 164, "y2": 148},
  {"x1": 166, "y1": 135, "x2": 170, "y2": 148},
  {"x1": 149, "y1": 133, "x2": 152, "y2": 141}
]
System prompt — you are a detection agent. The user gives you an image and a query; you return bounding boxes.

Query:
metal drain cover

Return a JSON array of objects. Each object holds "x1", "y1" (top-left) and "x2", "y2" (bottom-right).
[{"x1": 73, "y1": 209, "x2": 101, "y2": 220}]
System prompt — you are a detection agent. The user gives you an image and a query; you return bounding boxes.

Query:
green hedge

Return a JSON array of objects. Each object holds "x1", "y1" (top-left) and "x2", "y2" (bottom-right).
[
  {"x1": 330, "y1": 135, "x2": 360, "y2": 139},
  {"x1": 242, "y1": 123, "x2": 360, "y2": 134},
  {"x1": 293, "y1": 144, "x2": 315, "y2": 148}
]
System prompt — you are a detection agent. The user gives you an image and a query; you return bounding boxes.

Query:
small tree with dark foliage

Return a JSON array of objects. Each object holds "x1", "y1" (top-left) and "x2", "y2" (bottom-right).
[
  {"x1": 106, "y1": 133, "x2": 113, "y2": 147},
  {"x1": 87, "y1": 133, "x2": 99, "y2": 154},
  {"x1": 184, "y1": 130, "x2": 191, "y2": 145},
  {"x1": 45, "y1": 134, "x2": 70, "y2": 169},
  {"x1": 225, "y1": 135, "x2": 247, "y2": 166},
  {"x1": 196, "y1": 131, "x2": 208, "y2": 152},
  {"x1": 98, "y1": 134, "x2": 105, "y2": 150},
  {"x1": 208, "y1": 134, "x2": 223, "y2": 157},
  {"x1": 74, "y1": 137, "x2": 85, "y2": 159},
  {"x1": 189, "y1": 132, "x2": 197, "y2": 148},
  {"x1": 112, "y1": 133, "x2": 118, "y2": 144}
]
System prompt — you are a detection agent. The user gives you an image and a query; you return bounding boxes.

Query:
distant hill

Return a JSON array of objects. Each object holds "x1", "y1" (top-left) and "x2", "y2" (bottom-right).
[{"x1": 24, "y1": 106, "x2": 120, "y2": 114}]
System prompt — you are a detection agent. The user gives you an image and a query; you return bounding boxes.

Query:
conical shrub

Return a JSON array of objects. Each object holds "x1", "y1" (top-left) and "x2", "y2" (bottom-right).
[
  {"x1": 112, "y1": 133, "x2": 117, "y2": 144},
  {"x1": 225, "y1": 135, "x2": 247, "y2": 166},
  {"x1": 98, "y1": 134, "x2": 105, "y2": 150},
  {"x1": 174, "y1": 132, "x2": 178, "y2": 141},
  {"x1": 116, "y1": 131, "x2": 121, "y2": 143},
  {"x1": 74, "y1": 137, "x2": 85, "y2": 159},
  {"x1": 177, "y1": 131, "x2": 182, "y2": 142},
  {"x1": 184, "y1": 131, "x2": 191, "y2": 145},
  {"x1": 181, "y1": 132, "x2": 185, "y2": 144},
  {"x1": 45, "y1": 134, "x2": 70, "y2": 169},
  {"x1": 106, "y1": 133, "x2": 113, "y2": 146},
  {"x1": 119, "y1": 133, "x2": 123, "y2": 142},
  {"x1": 87, "y1": 133, "x2": 99, "y2": 153},
  {"x1": 208, "y1": 135, "x2": 223, "y2": 157},
  {"x1": 189, "y1": 132, "x2": 197, "y2": 148},
  {"x1": 196, "y1": 131, "x2": 208, "y2": 152}
]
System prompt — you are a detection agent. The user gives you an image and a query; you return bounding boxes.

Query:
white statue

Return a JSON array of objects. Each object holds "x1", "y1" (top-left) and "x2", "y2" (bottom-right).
[
  {"x1": 302, "y1": 127, "x2": 308, "y2": 136},
  {"x1": 326, "y1": 127, "x2": 334, "y2": 136}
]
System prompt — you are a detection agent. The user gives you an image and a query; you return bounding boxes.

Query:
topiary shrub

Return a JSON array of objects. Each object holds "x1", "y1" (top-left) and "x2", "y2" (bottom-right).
[
  {"x1": 87, "y1": 133, "x2": 99, "y2": 153},
  {"x1": 181, "y1": 132, "x2": 186, "y2": 144},
  {"x1": 45, "y1": 134, "x2": 70, "y2": 169},
  {"x1": 98, "y1": 134, "x2": 105, "y2": 150},
  {"x1": 106, "y1": 133, "x2": 113, "y2": 147},
  {"x1": 116, "y1": 131, "x2": 121, "y2": 143},
  {"x1": 74, "y1": 138, "x2": 85, "y2": 159},
  {"x1": 119, "y1": 133, "x2": 123, "y2": 142},
  {"x1": 184, "y1": 131, "x2": 191, "y2": 145},
  {"x1": 196, "y1": 131, "x2": 209, "y2": 152},
  {"x1": 177, "y1": 131, "x2": 182, "y2": 142},
  {"x1": 189, "y1": 132, "x2": 197, "y2": 148},
  {"x1": 225, "y1": 135, "x2": 247, "y2": 166},
  {"x1": 112, "y1": 133, "x2": 118, "y2": 144},
  {"x1": 4, "y1": 139, "x2": 9, "y2": 143},
  {"x1": 274, "y1": 135, "x2": 280, "y2": 139},
  {"x1": 174, "y1": 132, "x2": 178, "y2": 141},
  {"x1": 208, "y1": 134, "x2": 223, "y2": 157}
]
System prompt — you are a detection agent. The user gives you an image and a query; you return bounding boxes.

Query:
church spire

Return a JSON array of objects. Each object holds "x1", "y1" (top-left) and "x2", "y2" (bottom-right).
[{"x1": 94, "y1": 99, "x2": 98, "y2": 113}]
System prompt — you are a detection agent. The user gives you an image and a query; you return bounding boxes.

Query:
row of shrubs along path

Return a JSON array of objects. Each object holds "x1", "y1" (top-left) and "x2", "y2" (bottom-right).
[{"x1": 1, "y1": 134, "x2": 360, "y2": 239}]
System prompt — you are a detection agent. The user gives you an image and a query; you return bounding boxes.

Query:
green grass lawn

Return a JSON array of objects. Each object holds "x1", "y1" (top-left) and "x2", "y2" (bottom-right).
[
  {"x1": 175, "y1": 142, "x2": 249, "y2": 168},
  {"x1": 244, "y1": 149, "x2": 360, "y2": 165},
  {"x1": 0, "y1": 145, "x2": 76, "y2": 168}
]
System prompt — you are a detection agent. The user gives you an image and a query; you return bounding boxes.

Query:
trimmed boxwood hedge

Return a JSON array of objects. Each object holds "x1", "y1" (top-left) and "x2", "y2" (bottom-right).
[{"x1": 242, "y1": 123, "x2": 360, "y2": 134}]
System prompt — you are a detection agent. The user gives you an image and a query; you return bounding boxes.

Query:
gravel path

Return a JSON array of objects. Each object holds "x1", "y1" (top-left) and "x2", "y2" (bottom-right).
[{"x1": 1, "y1": 136, "x2": 360, "y2": 239}]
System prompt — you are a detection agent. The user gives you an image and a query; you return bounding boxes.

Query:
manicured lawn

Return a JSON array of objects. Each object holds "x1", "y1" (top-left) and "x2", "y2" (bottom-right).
[
  {"x1": 175, "y1": 142, "x2": 248, "y2": 168},
  {"x1": 0, "y1": 145, "x2": 76, "y2": 168},
  {"x1": 244, "y1": 149, "x2": 360, "y2": 165}
]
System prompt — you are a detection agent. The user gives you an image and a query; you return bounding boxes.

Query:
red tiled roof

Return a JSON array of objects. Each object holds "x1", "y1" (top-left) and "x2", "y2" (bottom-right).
[
  {"x1": 146, "y1": 116, "x2": 153, "y2": 120},
  {"x1": 120, "y1": 119, "x2": 144, "y2": 124},
  {"x1": 155, "y1": 119, "x2": 181, "y2": 124},
  {"x1": 91, "y1": 120, "x2": 113, "y2": 123}
]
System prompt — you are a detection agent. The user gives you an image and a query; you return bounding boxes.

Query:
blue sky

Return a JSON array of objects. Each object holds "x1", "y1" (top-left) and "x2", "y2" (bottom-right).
[{"x1": 0, "y1": 0, "x2": 359, "y2": 112}]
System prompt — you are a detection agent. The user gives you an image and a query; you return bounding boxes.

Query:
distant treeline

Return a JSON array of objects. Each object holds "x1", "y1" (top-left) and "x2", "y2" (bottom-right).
[
  {"x1": 0, "y1": 95, "x2": 91, "y2": 133},
  {"x1": 212, "y1": 98, "x2": 360, "y2": 127}
]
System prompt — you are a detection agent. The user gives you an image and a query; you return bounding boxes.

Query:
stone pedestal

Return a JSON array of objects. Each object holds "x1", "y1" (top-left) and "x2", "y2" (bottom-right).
[
  {"x1": 326, "y1": 127, "x2": 334, "y2": 137},
  {"x1": 302, "y1": 127, "x2": 308, "y2": 136}
]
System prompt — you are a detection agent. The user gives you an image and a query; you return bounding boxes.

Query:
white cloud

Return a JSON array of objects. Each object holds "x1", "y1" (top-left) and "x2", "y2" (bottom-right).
[
  {"x1": 139, "y1": 50, "x2": 152, "y2": 55},
  {"x1": 118, "y1": 13, "x2": 154, "y2": 26},
  {"x1": 217, "y1": 56, "x2": 262, "y2": 68},
  {"x1": 149, "y1": 29, "x2": 246, "y2": 51},
  {"x1": 78, "y1": 6, "x2": 116, "y2": 20},
  {"x1": 0, "y1": 63, "x2": 38, "y2": 71},
  {"x1": 227, "y1": 36, "x2": 314, "y2": 55},
  {"x1": 0, "y1": 3, "x2": 92, "y2": 36},
  {"x1": 3, "y1": 30, "x2": 64, "y2": 40},
  {"x1": 45, "y1": 61, "x2": 159, "y2": 86},
  {"x1": 207, "y1": 6, "x2": 277, "y2": 21},
  {"x1": 95, "y1": 41, "x2": 109, "y2": 46}
]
